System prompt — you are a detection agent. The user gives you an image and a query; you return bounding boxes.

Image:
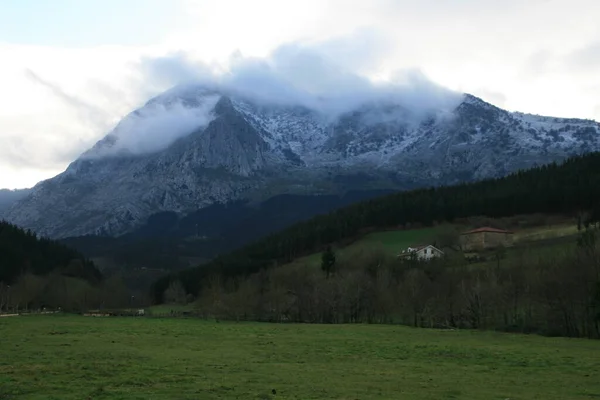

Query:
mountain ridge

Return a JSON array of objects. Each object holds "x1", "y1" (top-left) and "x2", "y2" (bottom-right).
[
  {"x1": 0, "y1": 188, "x2": 32, "y2": 217},
  {"x1": 4, "y1": 85, "x2": 600, "y2": 239}
]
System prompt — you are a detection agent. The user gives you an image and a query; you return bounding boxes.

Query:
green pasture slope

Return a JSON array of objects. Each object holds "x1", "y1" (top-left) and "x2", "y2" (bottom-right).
[
  {"x1": 293, "y1": 220, "x2": 580, "y2": 268},
  {"x1": 354, "y1": 228, "x2": 441, "y2": 254},
  {"x1": 1, "y1": 316, "x2": 599, "y2": 399},
  {"x1": 295, "y1": 227, "x2": 442, "y2": 265}
]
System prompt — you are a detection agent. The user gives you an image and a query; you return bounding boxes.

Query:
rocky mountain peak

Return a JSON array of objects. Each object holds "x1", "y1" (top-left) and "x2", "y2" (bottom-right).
[{"x1": 213, "y1": 95, "x2": 235, "y2": 116}]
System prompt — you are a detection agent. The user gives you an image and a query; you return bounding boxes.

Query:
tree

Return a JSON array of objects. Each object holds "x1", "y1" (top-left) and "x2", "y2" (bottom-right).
[
  {"x1": 99, "y1": 274, "x2": 129, "y2": 309},
  {"x1": 11, "y1": 273, "x2": 44, "y2": 311},
  {"x1": 0, "y1": 283, "x2": 7, "y2": 312},
  {"x1": 494, "y1": 246, "x2": 507, "y2": 271},
  {"x1": 433, "y1": 228, "x2": 460, "y2": 251},
  {"x1": 321, "y1": 246, "x2": 336, "y2": 279},
  {"x1": 164, "y1": 279, "x2": 187, "y2": 305},
  {"x1": 0, "y1": 221, "x2": 101, "y2": 285}
]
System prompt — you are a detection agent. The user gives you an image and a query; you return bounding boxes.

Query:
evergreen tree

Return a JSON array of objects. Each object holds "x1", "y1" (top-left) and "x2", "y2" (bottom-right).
[
  {"x1": 321, "y1": 246, "x2": 336, "y2": 279},
  {"x1": 164, "y1": 279, "x2": 187, "y2": 304},
  {"x1": 0, "y1": 221, "x2": 101, "y2": 285}
]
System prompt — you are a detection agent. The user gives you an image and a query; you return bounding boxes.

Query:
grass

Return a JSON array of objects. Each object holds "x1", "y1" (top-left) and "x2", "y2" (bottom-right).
[
  {"x1": 1, "y1": 316, "x2": 600, "y2": 399},
  {"x1": 513, "y1": 223, "x2": 579, "y2": 242},
  {"x1": 147, "y1": 303, "x2": 194, "y2": 315},
  {"x1": 295, "y1": 227, "x2": 442, "y2": 266},
  {"x1": 354, "y1": 228, "x2": 442, "y2": 254}
]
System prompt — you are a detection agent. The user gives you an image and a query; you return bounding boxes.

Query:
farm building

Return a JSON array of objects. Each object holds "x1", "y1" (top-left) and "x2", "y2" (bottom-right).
[
  {"x1": 459, "y1": 227, "x2": 514, "y2": 251},
  {"x1": 398, "y1": 245, "x2": 444, "y2": 261}
]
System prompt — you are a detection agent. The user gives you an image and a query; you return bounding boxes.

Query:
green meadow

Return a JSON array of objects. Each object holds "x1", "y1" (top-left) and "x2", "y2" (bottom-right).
[
  {"x1": 1, "y1": 315, "x2": 599, "y2": 399},
  {"x1": 288, "y1": 220, "x2": 580, "y2": 270},
  {"x1": 293, "y1": 227, "x2": 442, "y2": 266}
]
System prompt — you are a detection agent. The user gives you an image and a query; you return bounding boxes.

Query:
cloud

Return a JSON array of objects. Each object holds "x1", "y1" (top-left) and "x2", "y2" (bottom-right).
[
  {"x1": 470, "y1": 88, "x2": 508, "y2": 108},
  {"x1": 24, "y1": 69, "x2": 114, "y2": 132},
  {"x1": 520, "y1": 50, "x2": 555, "y2": 79},
  {"x1": 85, "y1": 94, "x2": 220, "y2": 157},
  {"x1": 137, "y1": 51, "x2": 218, "y2": 94},
  {"x1": 74, "y1": 30, "x2": 462, "y2": 158},
  {"x1": 72, "y1": 35, "x2": 452, "y2": 159},
  {"x1": 138, "y1": 33, "x2": 463, "y2": 123},
  {"x1": 566, "y1": 42, "x2": 600, "y2": 73}
]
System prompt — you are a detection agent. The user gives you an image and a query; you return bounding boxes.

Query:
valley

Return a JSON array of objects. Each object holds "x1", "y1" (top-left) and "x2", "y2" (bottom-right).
[{"x1": 2, "y1": 2, "x2": 599, "y2": 399}]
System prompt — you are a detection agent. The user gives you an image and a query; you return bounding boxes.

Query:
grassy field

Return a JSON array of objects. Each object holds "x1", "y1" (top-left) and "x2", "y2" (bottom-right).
[
  {"x1": 292, "y1": 221, "x2": 580, "y2": 269},
  {"x1": 513, "y1": 223, "x2": 579, "y2": 242},
  {"x1": 353, "y1": 228, "x2": 442, "y2": 254},
  {"x1": 147, "y1": 304, "x2": 194, "y2": 314},
  {"x1": 1, "y1": 316, "x2": 600, "y2": 399}
]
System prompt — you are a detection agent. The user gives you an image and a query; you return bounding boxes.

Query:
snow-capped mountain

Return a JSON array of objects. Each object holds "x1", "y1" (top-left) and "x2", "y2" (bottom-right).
[{"x1": 5, "y1": 85, "x2": 600, "y2": 238}]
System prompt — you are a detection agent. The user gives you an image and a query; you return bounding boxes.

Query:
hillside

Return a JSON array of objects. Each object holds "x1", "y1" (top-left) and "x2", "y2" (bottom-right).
[
  {"x1": 0, "y1": 221, "x2": 101, "y2": 285},
  {"x1": 60, "y1": 189, "x2": 394, "y2": 273},
  {"x1": 285, "y1": 218, "x2": 580, "y2": 276},
  {"x1": 0, "y1": 188, "x2": 31, "y2": 216},
  {"x1": 153, "y1": 152, "x2": 600, "y2": 300},
  {"x1": 173, "y1": 217, "x2": 599, "y2": 338}
]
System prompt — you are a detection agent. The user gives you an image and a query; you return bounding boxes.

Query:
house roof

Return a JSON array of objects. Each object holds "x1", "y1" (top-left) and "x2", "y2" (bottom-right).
[
  {"x1": 401, "y1": 244, "x2": 444, "y2": 254},
  {"x1": 423, "y1": 245, "x2": 444, "y2": 253},
  {"x1": 460, "y1": 227, "x2": 514, "y2": 235}
]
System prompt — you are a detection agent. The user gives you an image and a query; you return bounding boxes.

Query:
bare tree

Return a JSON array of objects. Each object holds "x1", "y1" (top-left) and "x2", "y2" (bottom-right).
[
  {"x1": 0, "y1": 283, "x2": 7, "y2": 312},
  {"x1": 163, "y1": 279, "x2": 187, "y2": 305},
  {"x1": 11, "y1": 273, "x2": 44, "y2": 311},
  {"x1": 99, "y1": 274, "x2": 130, "y2": 309}
]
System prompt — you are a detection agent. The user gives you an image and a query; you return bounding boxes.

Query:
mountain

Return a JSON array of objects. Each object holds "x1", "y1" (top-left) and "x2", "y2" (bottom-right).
[
  {"x1": 4, "y1": 85, "x2": 600, "y2": 240},
  {"x1": 0, "y1": 188, "x2": 31, "y2": 216}
]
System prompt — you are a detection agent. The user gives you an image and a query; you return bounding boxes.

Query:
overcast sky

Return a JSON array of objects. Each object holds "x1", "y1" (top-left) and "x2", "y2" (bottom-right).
[{"x1": 0, "y1": 0, "x2": 598, "y2": 189}]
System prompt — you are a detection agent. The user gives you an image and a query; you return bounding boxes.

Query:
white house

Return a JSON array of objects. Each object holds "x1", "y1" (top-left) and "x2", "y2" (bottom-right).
[{"x1": 398, "y1": 245, "x2": 444, "y2": 261}]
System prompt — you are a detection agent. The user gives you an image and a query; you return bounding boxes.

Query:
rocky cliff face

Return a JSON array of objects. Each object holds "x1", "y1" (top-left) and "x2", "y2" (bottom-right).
[
  {"x1": 0, "y1": 188, "x2": 31, "y2": 217},
  {"x1": 5, "y1": 85, "x2": 600, "y2": 238}
]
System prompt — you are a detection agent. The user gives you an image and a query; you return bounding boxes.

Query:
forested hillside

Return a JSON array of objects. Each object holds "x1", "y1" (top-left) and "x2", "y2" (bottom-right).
[
  {"x1": 0, "y1": 222, "x2": 146, "y2": 313},
  {"x1": 0, "y1": 221, "x2": 101, "y2": 284},
  {"x1": 153, "y1": 152, "x2": 600, "y2": 301},
  {"x1": 61, "y1": 189, "x2": 395, "y2": 272}
]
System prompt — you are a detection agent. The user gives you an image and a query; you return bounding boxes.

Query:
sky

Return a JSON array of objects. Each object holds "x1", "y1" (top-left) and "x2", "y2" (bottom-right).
[{"x1": 0, "y1": 0, "x2": 599, "y2": 189}]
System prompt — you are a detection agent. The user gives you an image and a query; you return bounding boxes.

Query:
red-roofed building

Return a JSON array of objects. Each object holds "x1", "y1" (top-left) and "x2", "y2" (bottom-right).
[{"x1": 459, "y1": 227, "x2": 514, "y2": 251}]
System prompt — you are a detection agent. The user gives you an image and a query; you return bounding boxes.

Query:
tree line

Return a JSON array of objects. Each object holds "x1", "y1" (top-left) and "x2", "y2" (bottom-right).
[
  {"x1": 0, "y1": 221, "x2": 129, "y2": 313},
  {"x1": 0, "y1": 272, "x2": 146, "y2": 314},
  {"x1": 0, "y1": 221, "x2": 101, "y2": 284},
  {"x1": 152, "y1": 152, "x2": 600, "y2": 301}
]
